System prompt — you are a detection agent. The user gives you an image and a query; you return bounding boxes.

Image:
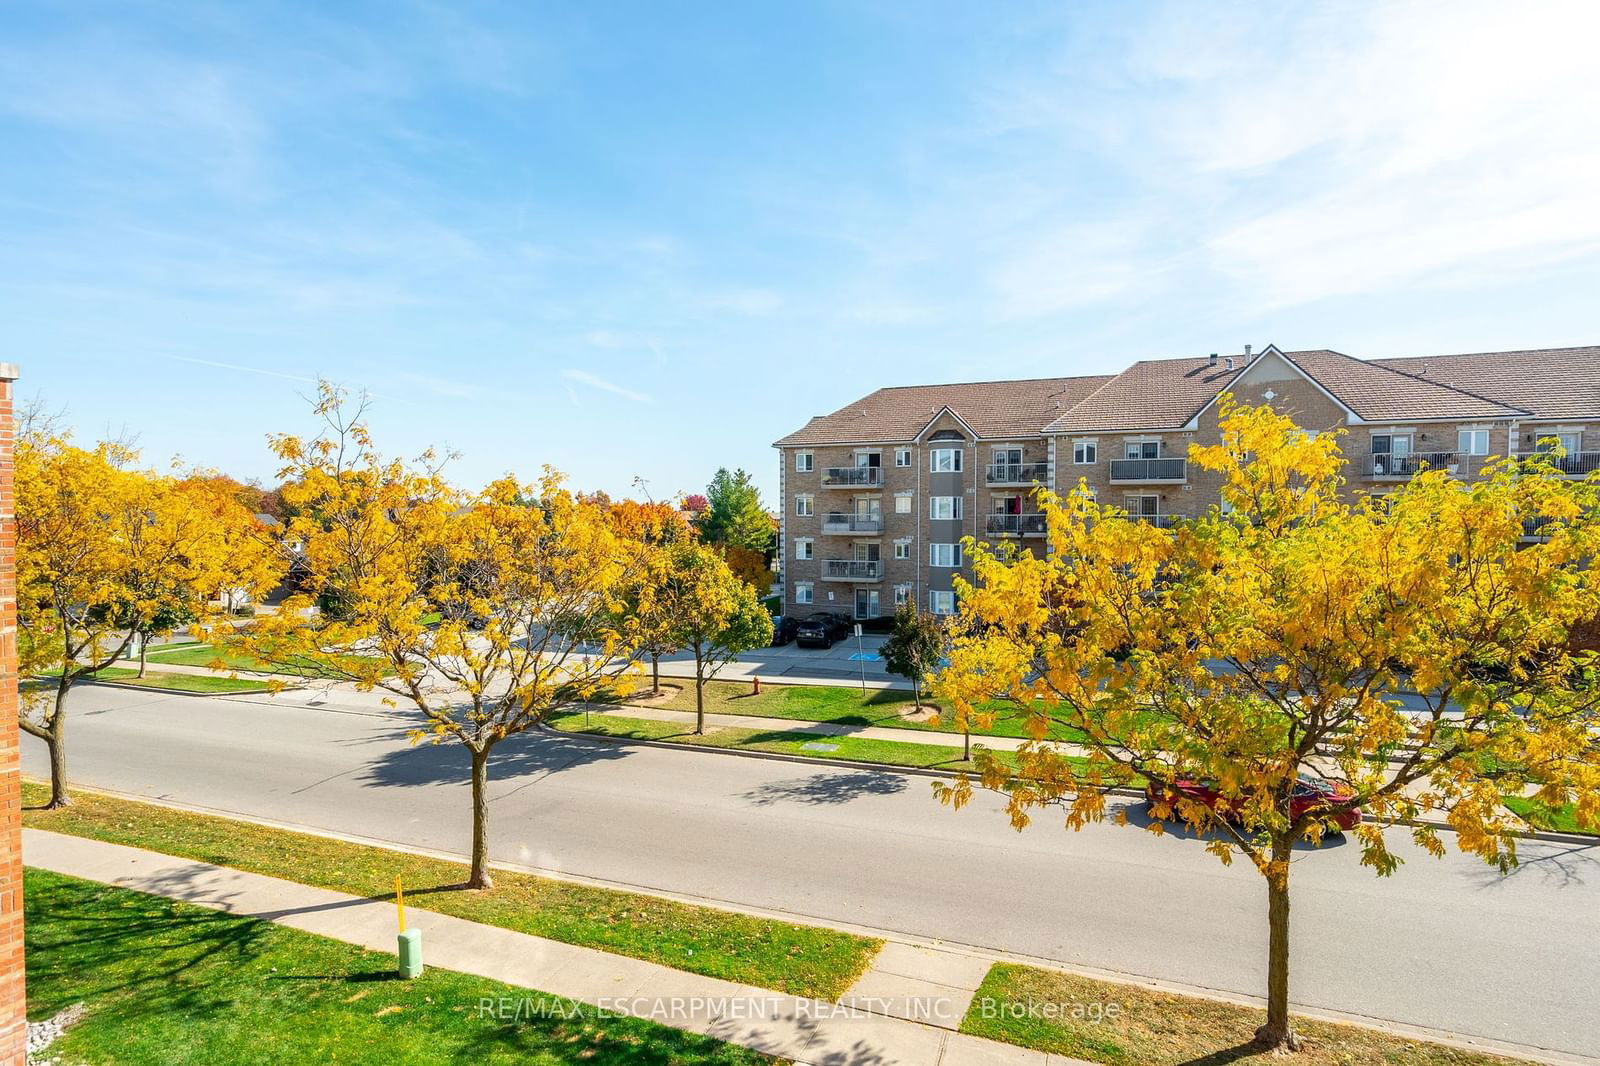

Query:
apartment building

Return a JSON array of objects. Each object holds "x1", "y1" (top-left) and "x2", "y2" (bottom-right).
[{"x1": 773, "y1": 344, "x2": 1600, "y2": 621}]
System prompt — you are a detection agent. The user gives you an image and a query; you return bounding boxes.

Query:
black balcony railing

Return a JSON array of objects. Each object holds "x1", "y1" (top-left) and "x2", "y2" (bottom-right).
[
  {"x1": 1536, "y1": 450, "x2": 1600, "y2": 476},
  {"x1": 985, "y1": 513, "x2": 1047, "y2": 535},
  {"x1": 1128, "y1": 513, "x2": 1185, "y2": 528},
  {"x1": 985, "y1": 462, "x2": 1050, "y2": 485},
  {"x1": 1363, "y1": 452, "x2": 1455, "y2": 477},
  {"x1": 1108, "y1": 457, "x2": 1187, "y2": 482},
  {"x1": 822, "y1": 559, "x2": 882, "y2": 580},
  {"x1": 822, "y1": 466, "x2": 883, "y2": 487},
  {"x1": 821, "y1": 513, "x2": 884, "y2": 533}
]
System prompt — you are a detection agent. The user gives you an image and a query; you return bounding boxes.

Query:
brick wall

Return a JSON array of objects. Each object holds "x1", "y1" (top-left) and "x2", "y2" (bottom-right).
[{"x1": 0, "y1": 366, "x2": 23, "y2": 1064}]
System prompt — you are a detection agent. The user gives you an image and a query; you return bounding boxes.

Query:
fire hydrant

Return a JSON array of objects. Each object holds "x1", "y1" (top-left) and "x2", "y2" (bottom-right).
[{"x1": 752, "y1": 676, "x2": 762, "y2": 695}]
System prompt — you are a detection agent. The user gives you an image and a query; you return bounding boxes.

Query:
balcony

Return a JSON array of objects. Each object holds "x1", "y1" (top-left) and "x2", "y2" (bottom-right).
[
  {"x1": 1128, "y1": 513, "x2": 1185, "y2": 529},
  {"x1": 821, "y1": 512, "x2": 884, "y2": 534},
  {"x1": 822, "y1": 466, "x2": 883, "y2": 488},
  {"x1": 1537, "y1": 451, "x2": 1600, "y2": 477},
  {"x1": 985, "y1": 513, "x2": 1047, "y2": 536},
  {"x1": 986, "y1": 462, "x2": 1050, "y2": 486},
  {"x1": 1362, "y1": 452, "x2": 1455, "y2": 478},
  {"x1": 822, "y1": 559, "x2": 882, "y2": 581},
  {"x1": 1108, "y1": 457, "x2": 1187, "y2": 483}
]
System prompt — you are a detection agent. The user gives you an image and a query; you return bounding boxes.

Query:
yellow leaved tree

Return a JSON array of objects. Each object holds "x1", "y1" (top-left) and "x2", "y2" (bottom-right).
[
  {"x1": 935, "y1": 398, "x2": 1600, "y2": 1052},
  {"x1": 236, "y1": 385, "x2": 648, "y2": 889},
  {"x1": 18, "y1": 433, "x2": 279, "y2": 807}
]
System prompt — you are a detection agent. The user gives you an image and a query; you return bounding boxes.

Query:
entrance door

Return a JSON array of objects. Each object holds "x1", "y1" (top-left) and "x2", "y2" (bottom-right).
[{"x1": 855, "y1": 588, "x2": 880, "y2": 619}]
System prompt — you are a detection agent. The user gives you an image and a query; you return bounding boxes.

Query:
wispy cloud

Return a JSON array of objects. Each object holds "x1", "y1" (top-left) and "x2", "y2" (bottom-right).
[
  {"x1": 156, "y1": 354, "x2": 316, "y2": 384},
  {"x1": 560, "y1": 368, "x2": 652, "y2": 404}
]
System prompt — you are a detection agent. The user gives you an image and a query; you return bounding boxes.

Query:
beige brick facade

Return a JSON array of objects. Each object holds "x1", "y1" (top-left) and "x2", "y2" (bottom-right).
[{"x1": 775, "y1": 345, "x2": 1600, "y2": 621}]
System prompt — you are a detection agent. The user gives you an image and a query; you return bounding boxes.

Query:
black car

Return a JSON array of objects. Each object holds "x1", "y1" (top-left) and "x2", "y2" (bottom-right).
[
  {"x1": 795, "y1": 612, "x2": 852, "y2": 648},
  {"x1": 770, "y1": 615, "x2": 800, "y2": 646}
]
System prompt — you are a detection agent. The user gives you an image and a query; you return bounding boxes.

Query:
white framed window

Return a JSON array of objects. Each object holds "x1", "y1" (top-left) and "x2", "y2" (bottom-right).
[
  {"x1": 1073, "y1": 440, "x2": 1097, "y2": 465},
  {"x1": 795, "y1": 451, "x2": 814, "y2": 472},
  {"x1": 929, "y1": 496, "x2": 963, "y2": 520},
  {"x1": 1457, "y1": 429, "x2": 1489, "y2": 456},
  {"x1": 893, "y1": 539, "x2": 911, "y2": 560},
  {"x1": 794, "y1": 537, "x2": 813, "y2": 561},
  {"x1": 894, "y1": 583, "x2": 914, "y2": 607},
  {"x1": 895, "y1": 447, "x2": 912, "y2": 467},
  {"x1": 929, "y1": 543, "x2": 962, "y2": 567},
  {"x1": 795, "y1": 582, "x2": 814, "y2": 605},
  {"x1": 929, "y1": 590, "x2": 955, "y2": 615},
  {"x1": 1124, "y1": 440, "x2": 1161, "y2": 459},
  {"x1": 895, "y1": 492, "x2": 913, "y2": 514},
  {"x1": 930, "y1": 448, "x2": 963, "y2": 473},
  {"x1": 795, "y1": 494, "x2": 814, "y2": 517}
]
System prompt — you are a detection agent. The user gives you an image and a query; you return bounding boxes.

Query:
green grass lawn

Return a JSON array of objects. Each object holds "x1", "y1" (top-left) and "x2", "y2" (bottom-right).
[
  {"x1": 77, "y1": 666, "x2": 275, "y2": 694},
  {"x1": 1504, "y1": 795, "x2": 1596, "y2": 836},
  {"x1": 21, "y1": 781, "x2": 876, "y2": 1001},
  {"x1": 25, "y1": 868, "x2": 777, "y2": 1066},
  {"x1": 551, "y1": 709, "x2": 1006, "y2": 773},
  {"x1": 961, "y1": 962, "x2": 1524, "y2": 1066},
  {"x1": 626, "y1": 678, "x2": 1087, "y2": 743},
  {"x1": 146, "y1": 641, "x2": 390, "y2": 679}
]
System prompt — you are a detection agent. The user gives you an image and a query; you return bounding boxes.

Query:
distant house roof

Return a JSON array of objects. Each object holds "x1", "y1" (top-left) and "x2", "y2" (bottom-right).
[
  {"x1": 772, "y1": 375, "x2": 1113, "y2": 446},
  {"x1": 775, "y1": 345, "x2": 1598, "y2": 446},
  {"x1": 1372, "y1": 345, "x2": 1600, "y2": 421}
]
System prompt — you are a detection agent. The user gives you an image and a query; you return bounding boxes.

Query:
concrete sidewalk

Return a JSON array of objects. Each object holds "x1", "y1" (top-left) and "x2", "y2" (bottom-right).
[
  {"x1": 579, "y1": 702, "x2": 1035, "y2": 753},
  {"x1": 24, "y1": 829, "x2": 1084, "y2": 1066}
]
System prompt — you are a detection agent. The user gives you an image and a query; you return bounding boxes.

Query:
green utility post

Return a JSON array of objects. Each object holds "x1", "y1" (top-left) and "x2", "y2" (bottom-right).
[{"x1": 396, "y1": 875, "x2": 423, "y2": 978}]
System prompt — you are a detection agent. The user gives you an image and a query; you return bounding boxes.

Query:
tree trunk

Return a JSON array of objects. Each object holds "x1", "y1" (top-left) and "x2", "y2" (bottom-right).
[
  {"x1": 651, "y1": 653, "x2": 661, "y2": 696},
  {"x1": 138, "y1": 637, "x2": 148, "y2": 678},
  {"x1": 694, "y1": 647, "x2": 706, "y2": 735},
  {"x1": 1254, "y1": 836, "x2": 1301, "y2": 1051},
  {"x1": 912, "y1": 676, "x2": 922, "y2": 712},
  {"x1": 44, "y1": 730, "x2": 70, "y2": 809},
  {"x1": 963, "y1": 729, "x2": 971, "y2": 762},
  {"x1": 466, "y1": 746, "x2": 493, "y2": 890}
]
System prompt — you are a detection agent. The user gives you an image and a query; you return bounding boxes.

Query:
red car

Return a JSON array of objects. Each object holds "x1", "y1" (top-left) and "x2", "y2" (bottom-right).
[{"x1": 1145, "y1": 773, "x2": 1362, "y2": 832}]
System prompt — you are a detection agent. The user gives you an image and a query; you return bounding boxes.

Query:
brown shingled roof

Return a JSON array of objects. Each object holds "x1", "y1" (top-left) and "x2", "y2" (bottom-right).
[
  {"x1": 1042, "y1": 356, "x2": 1245, "y2": 433},
  {"x1": 1279, "y1": 349, "x2": 1527, "y2": 421},
  {"x1": 773, "y1": 375, "x2": 1112, "y2": 446},
  {"x1": 1372, "y1": 346, "x2": 1600, "y2": 421}
]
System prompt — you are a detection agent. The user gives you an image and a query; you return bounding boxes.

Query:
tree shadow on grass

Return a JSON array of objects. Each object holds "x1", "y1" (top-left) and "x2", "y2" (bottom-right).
[
  {"x1": 25, "y1": 871, "x2": 273, "y2": 1024},
  {"x1": 1175, "y1": 1043, "x2": 1270, "y2": 1065}
]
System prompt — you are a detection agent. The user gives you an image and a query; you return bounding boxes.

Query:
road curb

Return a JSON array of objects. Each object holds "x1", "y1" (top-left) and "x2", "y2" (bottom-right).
[
  {"x1": 539, "y1": 724, "x2": 1599, "y2": 846},
  {"x1": 28, "y1": 676, "x2": 289, "y2": 699}
]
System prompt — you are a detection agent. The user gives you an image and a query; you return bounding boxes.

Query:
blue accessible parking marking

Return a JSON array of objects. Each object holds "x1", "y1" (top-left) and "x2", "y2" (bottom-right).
[{"x1": 848, "y1": 652, "x2": 881, "y2": 662}]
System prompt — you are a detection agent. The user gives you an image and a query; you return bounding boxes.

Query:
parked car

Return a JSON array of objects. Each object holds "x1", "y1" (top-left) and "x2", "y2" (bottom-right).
[
  {"x1": 770, "y1": 615, "x2": 800, "y2": 646},
  {"x1": 1144, "y1": 772, "x2": 1362, "y2": 832},
  {"x1": 795, "y1": 612, "x2": 852, "y2": 648}
]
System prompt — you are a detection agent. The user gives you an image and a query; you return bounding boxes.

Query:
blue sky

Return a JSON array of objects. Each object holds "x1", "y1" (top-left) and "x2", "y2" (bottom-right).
[{"x1": 7, "y1": 1, "x2": 1599, "y2": 502}]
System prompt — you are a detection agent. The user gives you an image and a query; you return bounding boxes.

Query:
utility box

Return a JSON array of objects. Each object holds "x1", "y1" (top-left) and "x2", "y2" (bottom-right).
[{"x1": 398, "y1": 928, "x2": 423, "y2": 978}]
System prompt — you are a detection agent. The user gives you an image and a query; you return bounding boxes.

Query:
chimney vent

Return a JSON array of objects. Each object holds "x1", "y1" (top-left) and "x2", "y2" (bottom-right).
[
  {"x1": 1244, "y1": 344, "x2": 1253, "y2": 359},
  {"x1": 1224, "y1": 356, "x2": 1234, "y2": 371},
  {"x1": 1208, "y1": 352, "x2": 1218, "y2": 365}
]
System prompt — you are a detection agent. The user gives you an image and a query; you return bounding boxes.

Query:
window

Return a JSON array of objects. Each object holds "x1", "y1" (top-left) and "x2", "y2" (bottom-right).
[
  {"x1": 1371, "y1": 433, "x2": 1413, "y2": 457},
  {"x1": 1123, "y1": 494, "x2": 1159, "y2": 516},
  {"x1": 1537, "y1": 432, "x2": 1582, "y2": 455},
  {"x1": 895, "y1": 448, "x2": 912, "y2": 467},
  {"x1": 1073, "y1": 440, "x2": 1097, "y2": 465},
  {"x1": 795, "y1": 494, "x2": 814, "y2": 517},
  {"x1": 794, "y1": 537, "x2": 813, "y2": 561},
  {"x1": 795, "y1": 582, "x2": 813, "y2": 605},
  {"x1": 1124, "y1": 440, "x2": 1160, "y2": 459},
  {"x1": 894, "y1": 583, "x2": 914, "y2": 607},
  {"x1": 930, "y1": 448, "x2": 963, "y2": 473},
  {"x1": 929, "y1": 543, "x2": 962, "y2": 567},
  {"x1": 895, "y1": 492, "x2": 913, "y2": 514},
  {"x1": 929, "y1": 496, "x2": 963, "y2": 520},
  {"x1": 1457, "y1": 429, "x2": 1489, "y2": 456},
  {"x1": 893, "y1": 539, "x2": 911, "y2": 560},
  {"x1": 929, "y1": 590, "x2": 955, "y2": 615},
  {"x1": 795, "y1": 451, "x2": 814, "y2": 472}
]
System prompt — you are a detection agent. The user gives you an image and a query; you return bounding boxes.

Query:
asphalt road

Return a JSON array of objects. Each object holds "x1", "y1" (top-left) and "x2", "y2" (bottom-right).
[{"x1": 21, "y1": 685, "x2": 1600, "y2": 1061}]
